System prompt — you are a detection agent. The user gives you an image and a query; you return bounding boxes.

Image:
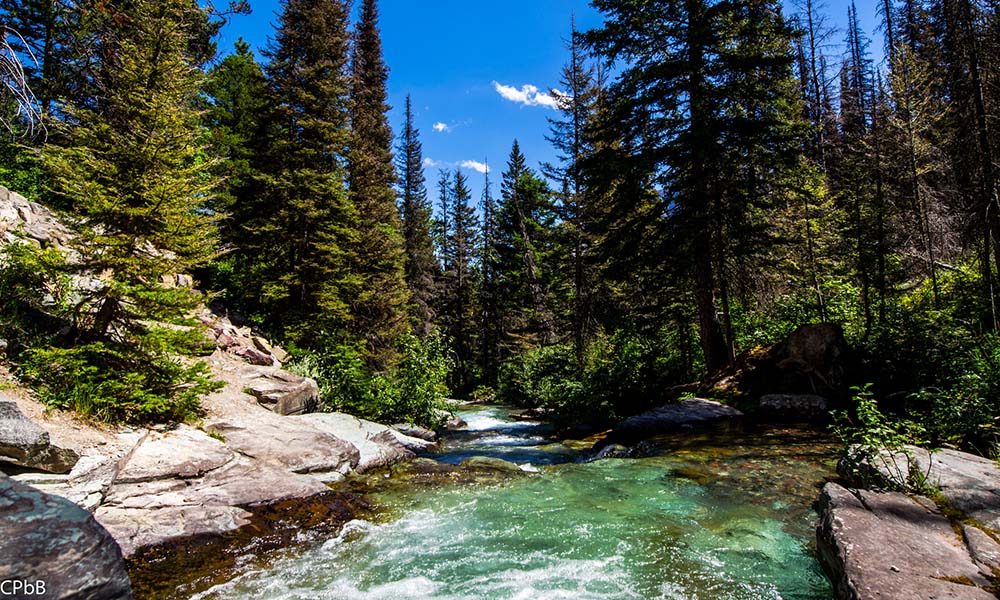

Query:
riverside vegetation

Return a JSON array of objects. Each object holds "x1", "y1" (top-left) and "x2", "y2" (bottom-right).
[{"x1": 0, "y1": 0, "x2": 999, "y2": 462}]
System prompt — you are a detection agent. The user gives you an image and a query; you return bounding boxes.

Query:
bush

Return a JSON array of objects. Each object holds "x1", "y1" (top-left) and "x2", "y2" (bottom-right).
[
  {"x1": 289, "y1": 333, "x2": 451, "y2": 428},
  {"x1": 18, "y1": 342, "x2": 218, "y2": 423},
  {"x1": 1, "y1": 240, "x2": 220, "y2": 424},
  {"x1": 496, "y1": 329, "x2": 670, "y2": 427}
]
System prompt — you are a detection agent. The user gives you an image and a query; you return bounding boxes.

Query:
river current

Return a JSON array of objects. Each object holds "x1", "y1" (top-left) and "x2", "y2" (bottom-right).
[{"x1": 192, "y1": 406, "x2": 837, "y2": 600}]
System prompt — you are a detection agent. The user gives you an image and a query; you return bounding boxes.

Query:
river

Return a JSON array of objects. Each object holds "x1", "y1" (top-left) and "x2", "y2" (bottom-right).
[{"x1": 191, "y1": 405, "x2": 837, "y2": 599}]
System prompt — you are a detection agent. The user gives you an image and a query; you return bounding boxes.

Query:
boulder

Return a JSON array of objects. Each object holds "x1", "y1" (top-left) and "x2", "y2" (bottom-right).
[
  {"x1": 758, "y1": 393, "x2": 829, "y2": 423},
  {"x1": 204, "y1": 417, "x2": 359, "y2": 478},
  {"x1": 95, "y1": 427, "x2": 331, "y2": 557},
  {"x1": 597, "y1": 398, "x2": 743, "y2": 448},
  {"x1": 233, "y1": 345, "x2": 274, "y2": 366},
  {"x1": 0, "y1": 398, "x2": 79, "y2": 474},
  {"x1": 293, "y1": 413, "x2": 415, "y2": 473},
  {"x1": 0, "y1": 472, "x2": 134, "y2": 600},
  {"x1": 241, "y1": 367, "x2": 320, "y2": 416},
  {"x1": 741, "y1": 323, "x2": 850, "y2": 402},
  {"x1": 392, "y1": 423, "x2": 437, "y2": 442},
  {"x1": 817, "y1": 482, "x2": 995, "y2": 600}
]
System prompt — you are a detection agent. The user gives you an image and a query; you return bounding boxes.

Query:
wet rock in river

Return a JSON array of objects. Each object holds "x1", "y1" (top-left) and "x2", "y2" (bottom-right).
[{"x1": 597, "y1": 398, "x2": 743, "y2": 448}]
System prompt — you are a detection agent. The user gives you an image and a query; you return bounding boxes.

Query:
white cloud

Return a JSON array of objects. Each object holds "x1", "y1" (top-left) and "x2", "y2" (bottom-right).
[
  {"x1": 433, "y1": 122, "x2": 451, "y2": 133},
  {"x1": 423, "y1": 157, "x2": 441, "y2": 168},
  {"x1": 492, "y1": 81, "x2": 563, "y2": 109},
  {"x1": 459, "y1": 160, "x2": 490, "y2": 174}
]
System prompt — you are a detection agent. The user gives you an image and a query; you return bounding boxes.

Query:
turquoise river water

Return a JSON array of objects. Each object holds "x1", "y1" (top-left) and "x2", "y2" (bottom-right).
[{"x1": 192, "y1": 406, "x2": 838, "y2": 600}]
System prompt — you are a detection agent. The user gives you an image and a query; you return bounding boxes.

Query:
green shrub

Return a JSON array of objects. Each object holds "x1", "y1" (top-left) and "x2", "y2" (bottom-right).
[
  {"x1": 289, "y1": 333, "x2": 451, "y2": 428},
  {"x1": 18, "y1": 341, "x2": 219, "y2": 423},
  {"x1": 496, "y1": 329, "x2": 670, "y2": 426},
  {"x1": 1, "y1": 240, "x2": 219, "y2": 424}
]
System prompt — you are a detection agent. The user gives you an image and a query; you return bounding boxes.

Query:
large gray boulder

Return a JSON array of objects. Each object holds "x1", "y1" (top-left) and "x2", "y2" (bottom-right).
[
  {"x1": 94, "y1": 426, "x2": 330, "y2": 557},
  {"x1": 293, "y1": 413, "x2": 417, "y2": 473},
  {"x1": 0, "y1": 398, "x2": 79, "y2": 474},
  {"x1": 0, "y1": 472, "x2": 133, "y2": 600},
  {"x1": 204, "y1": 417, "x2": 359, "y2": 479},
  {"x1": 597, "y1": 398, "x2": 743, "y2": 448},
  {"x1": 817, "y1": 482, "x2": 995, "y2": 600}
]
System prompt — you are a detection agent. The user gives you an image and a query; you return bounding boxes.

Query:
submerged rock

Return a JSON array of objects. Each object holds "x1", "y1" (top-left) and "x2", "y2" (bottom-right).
[
  {"x1": 816, "y1": 482, "x2": 995, "y2": 600},
  {"x1": 758, "y1": 393, "x2": 829, "y2": 423},
  {"x1": 459, "y1": 456, "x2": 524, "y2": 474},
  {"x1": 0, "y1": 397, "x2": 79, "y2": 474},
  {"x1": 0, "y1": 472, "x2": 134, "y2": 600}
]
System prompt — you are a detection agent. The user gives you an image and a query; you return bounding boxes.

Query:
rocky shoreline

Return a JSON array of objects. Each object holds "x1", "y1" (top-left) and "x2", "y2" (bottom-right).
[
  {"x1": 816, "y1": 446, "x2": 1000, "y2": 599},
  {"x1": 0, "y1": 308, "x2": 435, "y2": 600}
]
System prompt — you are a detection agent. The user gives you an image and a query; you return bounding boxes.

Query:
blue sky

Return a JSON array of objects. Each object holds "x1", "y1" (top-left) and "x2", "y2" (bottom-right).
[{"x1": 217, "y1": 0, "x2": 883, "y2": 201}]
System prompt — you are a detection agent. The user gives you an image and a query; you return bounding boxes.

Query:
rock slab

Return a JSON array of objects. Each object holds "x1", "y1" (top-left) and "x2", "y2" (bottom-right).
[
  {"x1": 0, "y1": 398, "x2": 79, "y2": 474},
  {"x1": 293, "y1": 413, "x2": 416, "y2": 473},
  {"x1": 0, "y1": 472, "x2": 133, "y2": 600},
  {"x1": 95, "y1": 426, "x2": 331, "y2": 557},
  {"x1": 817, "y1": 482, "x2": 996, "y2": 600},
  {"x1": 598, "y1": 398, "x2": 743, "y2": 448}
]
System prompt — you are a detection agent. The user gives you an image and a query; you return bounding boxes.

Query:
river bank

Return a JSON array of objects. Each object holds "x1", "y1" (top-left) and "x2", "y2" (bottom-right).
[{"x1": 130, "y1": 405, "x2": 840, "y2": 600}]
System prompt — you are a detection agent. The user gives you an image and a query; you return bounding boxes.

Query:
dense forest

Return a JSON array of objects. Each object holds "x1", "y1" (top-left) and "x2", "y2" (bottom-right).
[{"x1": 1, "y1": 0, "x2": 999, "y2": 455}]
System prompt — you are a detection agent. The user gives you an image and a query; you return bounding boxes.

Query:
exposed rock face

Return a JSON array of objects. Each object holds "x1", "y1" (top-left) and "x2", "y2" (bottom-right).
[
  {"x1": 0, "y1": 186, "x2": 73, "y2": 251},
  {"x1": 293, "y1": 413, "x2": 417, "y2": 473},
  {"x1": 816, "y1": 482, "x2": 996, "y2": 600},
  {"x1": 0, "y1": 472, "x2": 134, "y2": 600},
  {"x1": 93, "y1": 426, "x2": 331, "y2": 557},
  {"x1": 597, "y1": 398, "x2": 744, "y2": 448},
  {"x1": 204, "y1": 417, "x2": 359, "y2": 479},
  {"x1": 0, "y1": 397, "x2": 79, "y2": 473},
  {"x1": 840, "y1": 445, "x2": 1000, "y2": 532}
]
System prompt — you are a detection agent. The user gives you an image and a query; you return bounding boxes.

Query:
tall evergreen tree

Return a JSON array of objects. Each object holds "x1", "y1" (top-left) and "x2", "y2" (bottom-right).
[
  {"x1": 437, "y1": 169, "x2": 480, "y2": 392},
  {"x1": 200, "y1": 38, "x2": 269, "y2": 244},
  {"x1": 40, "y1": 0, "x2": 221, "y2": 421},
  {"x1": 587, "y1": 0, "x2": 810, "y2": 373},
  {"x1": 396, "y1": 94, "x2": 437, "y2": 338},
  {"x1": 478, "y1": 164, "x2": 503, "y2": 385},
  {"x1": 497, "y1": 141, "x2": 557, "y2": 352},
  {"x1": 544, "y1": 17, "x2": 600, "y2": 368},
  {"x1": 348, "y1": 0, "x2": 409, "y2": 368},
  {"x1": 253, "y1": 0, "x2": 359, "y2": 345}
]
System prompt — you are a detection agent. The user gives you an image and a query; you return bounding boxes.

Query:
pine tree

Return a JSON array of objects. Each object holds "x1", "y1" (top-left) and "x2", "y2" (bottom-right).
[
  {"x1": 40, "y1": 0, "x2": 221, "y2": 421},
  {"x1": 544, "y1": 16, "x2": 600, "y2": 369},
  {"x1": 348, "y1": 0, "x2": 409, "y2": 368},
  {"x1": 497, "y1": 140, "x2": 557, "y2": 352},
  {"x1": 437, "y1": 169, "x2": 480, "y2": 392},
  {"x1": 396, "y1": 94, "x2": 438, "y2": 338},
  {"x1": 253, "y1": 0, "x2": 359, "y2": 346},
  {"x1": 478, "y1": 164, "x2": 503, "y2": 385},
  {"x1": 200, "y1": 38, "x2": 269, "y2": 244},
  {"x1": 587, "y1": 0, "x2": 810, "y2": 373}
]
